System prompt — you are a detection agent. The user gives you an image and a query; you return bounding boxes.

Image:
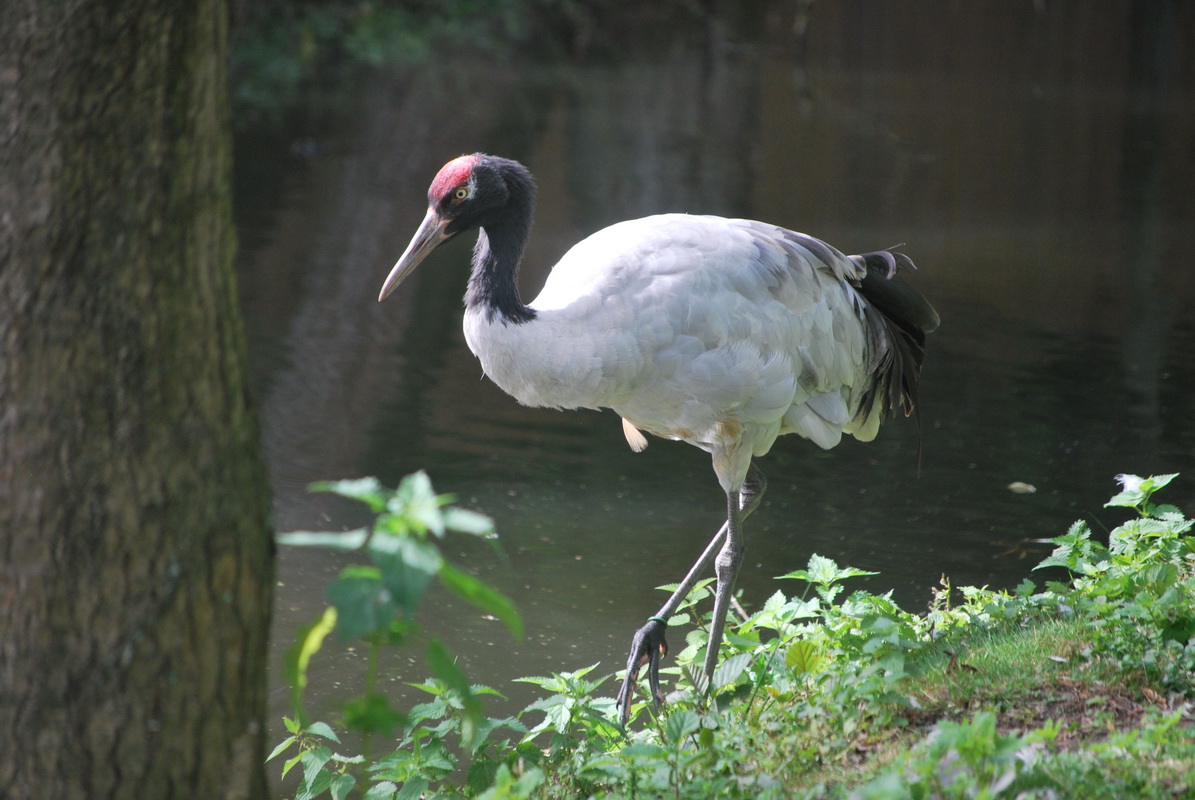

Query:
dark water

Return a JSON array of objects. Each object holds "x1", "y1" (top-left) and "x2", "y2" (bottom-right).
[{"x1": 235, "y1": 0, "x2": 1195, "y2": 781}]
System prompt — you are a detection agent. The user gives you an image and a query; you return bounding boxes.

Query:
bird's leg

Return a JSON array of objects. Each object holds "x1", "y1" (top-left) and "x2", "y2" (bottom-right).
[
  {"x1": 701, "y1": 487, "x2": 748, "y2": 691},
  {"x1": 616, "y1": 465, "x2": 766, "y2": 724},
  {"x1": 615, "y1": 525, "x2": 724, "y2": 724}
]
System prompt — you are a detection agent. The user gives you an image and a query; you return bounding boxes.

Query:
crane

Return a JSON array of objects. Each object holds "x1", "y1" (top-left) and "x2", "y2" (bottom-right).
[{"x1": 378, "y1": 153, "x2": 939, "y2": 725}]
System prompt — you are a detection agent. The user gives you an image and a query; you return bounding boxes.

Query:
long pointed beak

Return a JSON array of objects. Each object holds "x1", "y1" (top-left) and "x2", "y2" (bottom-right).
[{"x1": 378, "y1": 208, "x2": 450, "y2": 301}]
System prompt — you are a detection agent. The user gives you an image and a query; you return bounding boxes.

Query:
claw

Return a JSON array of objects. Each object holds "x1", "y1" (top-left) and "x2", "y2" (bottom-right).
[{"x1": 616, "y1": 617, "x2": 669, "y2": 725}]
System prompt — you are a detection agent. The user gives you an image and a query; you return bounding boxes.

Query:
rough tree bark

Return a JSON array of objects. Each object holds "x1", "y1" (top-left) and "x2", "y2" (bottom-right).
[{"x1": 0, "y1": 2, "x2": 272, "y2": 798}]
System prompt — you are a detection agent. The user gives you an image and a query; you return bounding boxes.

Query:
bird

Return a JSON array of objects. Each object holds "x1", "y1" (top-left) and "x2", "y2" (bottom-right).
[{"x1": 378, "y1": 153, "x2": 939, "y2": 725}]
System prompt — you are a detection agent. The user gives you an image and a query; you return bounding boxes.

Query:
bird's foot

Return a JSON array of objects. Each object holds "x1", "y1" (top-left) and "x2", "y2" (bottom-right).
[{"x1": 616, "y1": 616, "x2": 669, "y2": 725}]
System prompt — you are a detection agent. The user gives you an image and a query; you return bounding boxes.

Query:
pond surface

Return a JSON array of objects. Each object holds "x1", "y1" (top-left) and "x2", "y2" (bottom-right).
[{"x1": 234, "y1": 0, "x2": 1195, "y2": 778}]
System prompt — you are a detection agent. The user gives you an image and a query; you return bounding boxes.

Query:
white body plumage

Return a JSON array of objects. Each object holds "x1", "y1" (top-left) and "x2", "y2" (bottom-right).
[{"x1": 463, "y1": 213, "x2": 887, "y2": 492}]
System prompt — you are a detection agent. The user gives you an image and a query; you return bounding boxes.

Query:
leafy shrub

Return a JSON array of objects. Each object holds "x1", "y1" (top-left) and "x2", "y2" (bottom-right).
[{"x1": 1034, "y1": 473, "x2": 1195, "y2": 692}]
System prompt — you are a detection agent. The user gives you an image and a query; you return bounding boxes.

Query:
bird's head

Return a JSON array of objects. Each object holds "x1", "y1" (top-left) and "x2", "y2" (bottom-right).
[{"x1": 378, "y1": 153, "x2": 533, "y2": 301}]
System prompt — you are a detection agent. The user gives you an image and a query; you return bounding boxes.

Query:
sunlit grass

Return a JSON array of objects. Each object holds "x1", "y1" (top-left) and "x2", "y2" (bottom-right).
[{"x1": 915, "y1": 617, "x2": 1097, "y2": 705}]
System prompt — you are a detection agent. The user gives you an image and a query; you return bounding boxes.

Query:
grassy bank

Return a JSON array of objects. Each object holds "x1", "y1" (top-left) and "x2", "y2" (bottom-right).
[{"x1": 271, "y1": 473, "x2": 1194, "y2": 799}]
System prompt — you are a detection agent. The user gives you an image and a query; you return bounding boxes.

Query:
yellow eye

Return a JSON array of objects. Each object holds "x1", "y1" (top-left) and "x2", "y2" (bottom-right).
[{"x1": 453, "y1": 186, "x2": 469, "y2": 202}]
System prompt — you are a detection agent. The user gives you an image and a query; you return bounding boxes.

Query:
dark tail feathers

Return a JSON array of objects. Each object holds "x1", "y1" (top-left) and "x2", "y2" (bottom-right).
[{"x1": 851, "y1": 250, "x2": 940, "y2": 424}]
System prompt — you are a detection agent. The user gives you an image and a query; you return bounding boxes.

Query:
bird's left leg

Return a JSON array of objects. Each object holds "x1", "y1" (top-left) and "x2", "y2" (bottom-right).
[
  {"x1": 701, "y1": 483, "x2": 748, "y2": 690},
  {"x1": 616, "y1": 464, "x2": 766, "y2": 724}
]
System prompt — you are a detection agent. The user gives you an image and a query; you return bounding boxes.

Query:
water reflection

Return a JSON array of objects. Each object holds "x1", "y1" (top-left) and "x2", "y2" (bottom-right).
[{"x1": 235, "y1": 0, "x2": 1195, "y2": 783}]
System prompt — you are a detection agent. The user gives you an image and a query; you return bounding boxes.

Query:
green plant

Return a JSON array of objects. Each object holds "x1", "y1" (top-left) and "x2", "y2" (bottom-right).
[
  {"x1": 1035, "y1": 473, "x2": 1195, "y2": 693},
  {"x1": 270, "y1": 472, "x2": 1195, "y2": 799},
  {"x1": 269, "y1": 473, "x2": 522, "y2": 799}
]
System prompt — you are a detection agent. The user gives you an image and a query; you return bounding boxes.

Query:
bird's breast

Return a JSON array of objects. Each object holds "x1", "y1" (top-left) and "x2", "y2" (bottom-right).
[{"x1": 462, "y1": 306, "x2": 634, "y2": 410}]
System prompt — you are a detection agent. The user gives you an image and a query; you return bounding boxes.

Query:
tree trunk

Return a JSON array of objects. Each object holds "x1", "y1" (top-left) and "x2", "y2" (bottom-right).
[{"x1": 0, "y1": 2, "x2": 272, "y2": 798}]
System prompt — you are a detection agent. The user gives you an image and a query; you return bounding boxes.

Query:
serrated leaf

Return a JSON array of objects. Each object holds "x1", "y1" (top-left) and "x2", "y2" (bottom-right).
[
  {"x1": 1145, "y1": 473, "x2": 1178, "y2": 491},
  {"x1": 785, "y1": 639, "x2": 824, "y2": 674},
  {"x1": 394, "y1": 777, "x2": 429, "y2": 800},
  {"x1": 663, "y1": 710, "x2": 700, "y2": 744},
  {"x1": 683, "y1": 662, "x2": 709, "y2": 695},
  {"x1": 298, "y1": 746, "x2": 333, "y2": 800},
  {"x1": 438, "y1": 562, "x2": 523, "y2": 639},
  {"x1": 711, "y1": 652, "x2": 752, "y2": 690},
  {"x1": 329, "y1": 773, "x2": 356, "y2": 800},
  {"x1": 304, "y1": 721, "x2": 340, "y2": 742},
  {"x1": 621, "y1": 742, "x2": 667, "y2": 759},
  {"x1": 779, "y1": 553, "x2": 878, "y2": 587},
  {"x1": 762, "y1": 589, "x2": 787, "y2": 613},
  {"x1": 362, "y1": 781, "x2": 398, "y2": 800}
]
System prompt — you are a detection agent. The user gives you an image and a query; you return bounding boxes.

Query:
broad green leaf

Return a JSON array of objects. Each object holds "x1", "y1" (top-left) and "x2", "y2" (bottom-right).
[
  {"x1": 297, "y1": 746, "x2": 333, "y2": 800},
  {"x1": 762, "y1": 589, "x2": 787, "y2": 614},
  {"x1": 1147, "y1": 473, "x2": 1177, "y2": 490},
  {"x1": 277, "y1": 528, "x2": 370, "y2": 550},
  {"x1": 329, "y1": 773, "x2": 356, "y2": 800},
  {"x1": 438, "y1": 562, "x2": 523, "y2": 639},
  {"x1": 779, "y1": 553, "x2": 878, "y2": 586},
  {"x1": 514, "y1": 663, "x2": 602, "y2": 692},
  {"x1": 711, "y1": 652, "x2": 752, "y2": 690},
  {"x1": 283, "y1": 607, "x2": 338, "y2": 725},
  {"x1": 1106, "y1": 473, "x2": 1178, "y2": 509},
  {"x1": 537, "y1": 697, "x2": 573, "y2": 735},
  {"x1": 369, "y1": 535, "x2": 442, "y2": 617},
  {"x1": 1035, "y1": 520, "x2": 1106, "y2": 574},
  {"x1": 394, "y1": 778, "x2": 429, "y2": 800},
  {"x1": 327, "y1": 568, "x2": 396, "y2": 639},
  {"x1": 663, "y1": 710, "x2": 700, "y2": 744},
  {"x1": 304, "y1": 721, "x2": 340, "y2": 743},
  {"x1": 785, "y1": 639, "x2": 824, "y2": 674},
  {"x1": 620, "y1": 742, "x2": 667, "y2": 759},
  {"x1": 362, "y1": 782, "x2": 398, "y2": 800}
]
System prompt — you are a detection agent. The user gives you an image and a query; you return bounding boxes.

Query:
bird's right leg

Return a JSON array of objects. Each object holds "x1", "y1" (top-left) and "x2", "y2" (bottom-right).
[{"x1": 616, "y1": 465, "x2": 766, "y2": 724}]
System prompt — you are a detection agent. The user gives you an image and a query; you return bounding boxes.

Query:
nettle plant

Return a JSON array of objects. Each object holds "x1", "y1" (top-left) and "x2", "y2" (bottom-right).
[
  {"x1": 1034, "y1": 473, "x2": 1195, "y2": 691},
  {"x1": 269, "y1": 472, "x2": 1194, "y2": 800},
  {"x1": 269, "y1": 473, "x2": 524, "y2": 799}
]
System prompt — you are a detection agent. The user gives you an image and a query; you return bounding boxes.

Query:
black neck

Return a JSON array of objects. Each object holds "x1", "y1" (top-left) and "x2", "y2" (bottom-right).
[{"x1": 464, "y1": 162, "x2": 537, "y2": 325}]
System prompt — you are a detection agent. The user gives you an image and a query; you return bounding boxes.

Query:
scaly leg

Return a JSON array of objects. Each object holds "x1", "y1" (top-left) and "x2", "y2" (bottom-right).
[
  {"x1": 701, "y1": 488, "x2": 747, "y2": 685},
  {"x1": 616, "y1": 465, "x2": 766, "y2": 724}
]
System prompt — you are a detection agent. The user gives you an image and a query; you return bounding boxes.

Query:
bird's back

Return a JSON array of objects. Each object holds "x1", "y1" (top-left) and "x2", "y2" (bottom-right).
[{"x1": 465, "y1": 213, "x2": 934, "y2": 484}]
